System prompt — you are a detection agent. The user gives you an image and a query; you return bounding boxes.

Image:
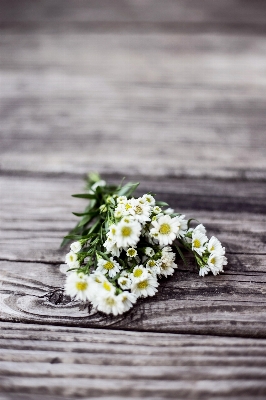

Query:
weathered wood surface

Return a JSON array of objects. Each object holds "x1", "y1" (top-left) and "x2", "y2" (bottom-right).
[
  {"x1": 1, "y1": 2, "x2": 266, "y2": 178},
  {"x1": 0, "y1": 322, "x2": 266, "y2": 399},
  {"x1": 1, "y1": 0, "x2": 266, "y2": 398},
  {"x1": 1, "y1": 173, "x2": 266, "y2": 337}
]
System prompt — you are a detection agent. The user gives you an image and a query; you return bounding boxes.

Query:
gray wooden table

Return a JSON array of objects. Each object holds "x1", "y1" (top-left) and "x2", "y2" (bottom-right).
[{"x1": 1, "y1": 1, "x2": 266, "y2": 399}]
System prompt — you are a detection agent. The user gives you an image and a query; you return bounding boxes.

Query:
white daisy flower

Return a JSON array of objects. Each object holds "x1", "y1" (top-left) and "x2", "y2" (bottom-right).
[
  {"x1": 141, "y1": 194, "x2": 155, "y2": 206},
  {"x1": 150, "y1": 215, "x2": 181, "y2": 246},
  {"x1": 159, "y1": 249, "x2": 177, "y2": 277},
  {"x1": 65, "y1": 251, "x2": 80, "y2": 268},
  {"x1": 194, "y1": 224, "x2": 207, "y2": 235},
  {"x1": 120, "y1": 270, "x2": 131, "y2": 278},
  {"x1": 199, "y1": 265, "x2": 210, "y2": 277},
  {"x1": 207, "y1": 252, "x2": 226, "y2": 275},
  {"x1": 97, "y1": 292, "x2": 125, "y2": 316},
  {"x1": 164, "y1": 208, "x2": 174, "y2": 215},
  {"x1": 130, "y1": 265, "x2": 149, "y2": 282},
  {"x1": 96, "y1": 257, "x2": 121, "y2": 278},
  {"x1": 65, "y1": 271, "x2": 93, "y2": 302},
  {"x1": 191, "y1": 230, "x2": 208, "y2": 256},
  {"x1": 146, "y1": 259, "x2": 161, "y2": 275},
  {"x1": 159, "y1": 260, "x2": 175, "y2": 277},
  {"x1": 117, "y1": 196, "x2": 127, "y2": 204},
  {"x1": 114, "y1": 208, "x2": 123, "y2": 219},
  {"x1": 175, "y1": 215, "x2": 188, "y2": 238},
  {"x1": 118, "y1": 276, "x2": 132, "y2": 290},
  {"x1": 115, "y1": 218, "x2": 142, "y2": 249},
  {"x1": 70, "y1": 241, "x2": 82, "y2": 253},
  {"x1": 130, "y1": 198, "x2": 151, "y2": 224},
  {"x1": 144, "y1": 247, "x2": 155, "y2": 257},
  {"x1": 103, "y1": 236, "x2": 121, "y2": 257},
  {"x1": 208, "y1": 236, "x2": 225, "y2": 256},
  {"x1": 153, "y1": 206, "x2": 162, "y2": 215},
  {"x1": 131, "y1": 275, "x2": 158, "y2": 298},
  {"x1": 117, "y1": 291, "x2": 137, "y2": 312},
  {"x1": 127, "y1": 248, "x2": 137, "y2": 258}
]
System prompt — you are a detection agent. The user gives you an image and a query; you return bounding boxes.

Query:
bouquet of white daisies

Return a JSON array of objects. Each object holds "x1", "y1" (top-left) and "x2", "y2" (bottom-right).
[{"x1": 62, "y1": 173, "x2": 227, "y2": 316}]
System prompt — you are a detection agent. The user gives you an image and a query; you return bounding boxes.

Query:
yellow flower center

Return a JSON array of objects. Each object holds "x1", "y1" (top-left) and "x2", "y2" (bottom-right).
[
  {"x1": 69, "y1": 255, "x2": 75, "y2": 262},
  {"x1": 106, "y1": 297, "x2": 115, "y2": 306},
  {"x1": 121, "y1": 226, "x2": 132, "y2": 237},
  {"x1": 134, "y1": 269, "x2": 143, "y2": 277},
  {"x1": 111, "y1": 228, "x2": 116, "y2": 235},
  {"x1": 148, "y1": 260, "x2": 156, "y2": 267},
  {"x1": 104, "y1": 261, "x2": 114, "y2": 270},
  {"x1": 210, "y1": 257, "x2": 216, "y2": 264},
  {"x1": 161, "y1": 263, "x2": 167, "y2": 270},
  {"x1": 103, "y1": 281, "x2": 112, "y2": 291},
  {"x1": 125, "y1": 203, "x2": 132, "y2": 210},
  {"x1": 210, "y1": 245, "x2": 215, "y2": 251},
  {"x1": 159, "y1": 223, "x2": 171, "y2": 235},
  {"x1": 193, "y1": 239, "x2": 201, "y2": 248},
  {"x1": 75, "y1": 282, "x2": 88, "y2": 291},
  {"x1": 127, "y1": 248, "x2": 136, "y2": 257},
  {"x1": 137, "y1": 280, "x2": 148, "y2": 289},
  {"x1": 135, "y1": 205, "x2": 143, "y2": 215},
  {"x1": 121, "y1": 279, "x2": 127, "y2": 285}
]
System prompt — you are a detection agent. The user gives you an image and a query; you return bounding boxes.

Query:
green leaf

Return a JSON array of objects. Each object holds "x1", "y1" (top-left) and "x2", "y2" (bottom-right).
[
  {"x1": 155, "y1": 201, "x2": 169, "y2": 207},
  {"x1": 72, "y1": 193, "x2": 96, "y2": 199},
  {"x1": 175, "y1": 245, "x2": 188, "y2": 266},
  {"x1": 117, "y1": 182, "x2": 139, "y2": 197},
  {"x1": 187, "y1": 218, "x2": 199, "y2": 228}
]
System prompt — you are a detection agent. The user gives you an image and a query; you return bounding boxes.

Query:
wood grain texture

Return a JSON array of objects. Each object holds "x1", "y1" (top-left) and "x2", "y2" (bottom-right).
[
  {"x1": 1, "y1": 174, "x2": 266, "y2": 261},
  {"x1": 1, "y1": 30, "x2": 266, "y2": 178},
  {"x1": 0, "y1": 0, "x2": 266, "y2": 28},
  {"x1": 0, "y1": 322, "x2": 266, "y2": 399},
  {"x1": 1, "y1": 257, "x2": 266, "y2": 336}
]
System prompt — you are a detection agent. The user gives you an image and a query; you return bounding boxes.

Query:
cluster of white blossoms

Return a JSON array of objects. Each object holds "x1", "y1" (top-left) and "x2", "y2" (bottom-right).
[{"x1": 63, "y1": 177, "x2": 227, "y2": 316}]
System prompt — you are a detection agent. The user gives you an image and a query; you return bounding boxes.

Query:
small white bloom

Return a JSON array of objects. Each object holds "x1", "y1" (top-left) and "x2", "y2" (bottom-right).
[
  {"x1": 115, "y1": 218, "x2": 142, "y2": 249},
  {"x1": 70, "y1": 241, "x2": 82, "y2": 253},
  {"x1": 146, "y1": 259, "x2": 161, "y2": 275},
  {"x1": 65, "y1": 271, "x2": 93, "y2": 302},
  {"x1": 175, "y1": 215, "x2": 188, "y2": 238},
  {"x1": 130, "y1": 198, "x2": 151, "y2": 224},
  {"x1": 144, "y1": 247, "x2": 155, "y2": 257},
  {"x1": 141, "y1": 194, "x2": 155, "y2": 206},
  {"x1": 153, "y1": 206, "x2": 162, "y2": 215},
  {"x1": 114, "y1": 208, "x2": 123, "y2": 219},
  {"x1": 207, "y1": 252, "x2": 226, "y2": 275},
  {"x1": 191, "y1": 230, "x2": 208, "y2": 256},
  {"x1": 127, "y1": 248, "x2": 137, "y2": 258},
  {"x1": 117, "y1": 291, "x2": 137, "y2": 312},
  {"x1": 97, "y1": 292, "x2": 125, "y2": 316},
  {"x1": 117, "y1": 196, "x2": 127, "y2": 204},
  {"x1": 65, "y1": 251, "x2": 79, "y2": 268},
  {"x1": 96, "y1": 257, "x2": 121, "y2": 278},
  {"x1": 150, "y1": 215, "x2": 181, "y2": 246},
  {"x1": 131, "y1": 275, "x2": 158, "y2": 298},
  {"x1": 104, "y1": 236, "x2": 121, "y2": 257},
  {"x1": 118, "y1": 276, "x2": 132, "y2": 290},
  {"x1": 159, "y1": 249, "x2": 177, "y2": 277},
  {"x1": 199, "y1": 265, "x2": 210, "y2": 277},
  {"x1": 164, "y1": 208, "x2": 174, "y2": 215},
  {"x1": 208, "y1": 236, "x2": 225, "y2": 256},
  {"x1": 194, "y1": 224, "x2": 207, "y2": 235},
  {"x1": 130, "y1": 265, "x2": 149, "y2": 282}
]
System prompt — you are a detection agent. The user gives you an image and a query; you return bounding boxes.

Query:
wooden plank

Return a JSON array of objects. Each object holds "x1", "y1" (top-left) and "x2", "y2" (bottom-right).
[
  {"x1": 1, "y1": 32, "x2": 266, "y2": 178},
  {"x1": 0, "y1": 322, "x2": 266, "y2": 399},
  {"x1": 0, "y1": 0, "x2": 266, "y2": 27},
  {"x1": 1, "y1": 174, "x2": 266, "y2": 261},
  {"x1": 1, "y1": 258, "x2": 266, "y2": 336}
]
